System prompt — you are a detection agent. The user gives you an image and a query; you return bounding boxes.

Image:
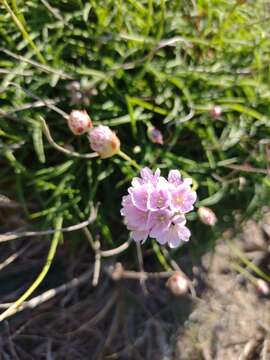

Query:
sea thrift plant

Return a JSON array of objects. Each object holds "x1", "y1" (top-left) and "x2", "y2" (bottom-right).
[
  {"x1": 89, "y1": 125, "x2": 120, "y2": 158},
  {"x1": 121, "y1": 168, "x2": 197, "y2": 248},
  {"x1": 67, "y1": 110, "x2": 92, "y2": 135}
]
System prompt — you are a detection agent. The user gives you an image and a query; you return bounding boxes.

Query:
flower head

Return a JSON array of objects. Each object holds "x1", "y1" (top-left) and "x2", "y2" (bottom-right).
[
  {"x1": 120, "y1": 167, "x2": 197, "y2": 247},
  {"x1": 89, "y1": 125, "x2": 120, "y2": 158},
  {"x1": 67, "y1": 110, "x2": 93, "y2": 135}
]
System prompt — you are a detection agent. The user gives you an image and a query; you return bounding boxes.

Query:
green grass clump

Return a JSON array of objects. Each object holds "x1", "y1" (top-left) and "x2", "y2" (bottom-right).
[{"x1": 1, "y1": 0, "x2": 270, "y2": 275}]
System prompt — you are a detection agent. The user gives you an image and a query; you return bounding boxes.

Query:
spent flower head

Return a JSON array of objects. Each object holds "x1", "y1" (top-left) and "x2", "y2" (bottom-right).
[{"x1": 121, "y1": 167, "x2": 196, "y2": 248}]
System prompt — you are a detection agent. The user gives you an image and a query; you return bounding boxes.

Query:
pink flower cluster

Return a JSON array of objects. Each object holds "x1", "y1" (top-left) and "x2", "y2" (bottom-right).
[{"x1": 121, "y1": 168, "x2": 197, "y2": 248}]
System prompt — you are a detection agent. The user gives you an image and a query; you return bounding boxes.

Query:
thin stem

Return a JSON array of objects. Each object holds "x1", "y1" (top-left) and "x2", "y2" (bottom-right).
[
  {"x1": 1, "y1": 0, "x2": 46, "y2": 64},
  {"x1": 118, "y1": 150, "x2": 141, "y2": 170},
  {"x1": 0, "y1": 216, "x2": 63, "y2": 322},
  {"x1": 100, "y1": 239, "x2": 131, "y2": 257},
  {"x1": 230, "y1": 262, "x2": 258, "y2": 285},
  {"x1": 152, "y1": 242, "x2": 172, "y2": 271},
  {"x1": 39, "y1": 116, "x2": 98, "y2": 159},
  {"x1": 11, "y1": 0, "x2": 26, "y2": 26},
  {"x1": 0, "y1": 209, "x2": 97, "y2": 242},
  {"x1": 228, "y1": 241, "x2": 270, "y2": 282},
  {"x1": 136, "y1": 242, "x2": 147, "y2": 293},
  {"x1": 0, "y1": 270, "x2": 92, "y2": 312}
]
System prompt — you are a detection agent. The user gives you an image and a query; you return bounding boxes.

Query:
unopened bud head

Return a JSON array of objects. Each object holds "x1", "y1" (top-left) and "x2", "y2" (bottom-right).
[
  {"x1": 68, "y1": 110, "x2": 93, "y2": 135},
  {"x1": 148, "y1": 127, "x2": 164, "y2": 145},
  {"x1": 210, "y1": 106, "x2": 222, "y2": 119},
  {"x1": 198, "y1": 207, "x2": 217, "y2": 226},
  {"x1": 256, "y1": 279, "x2": 269, "y2": 295},
  {"x1": 166, "y1": 272, "x2": 189, "y2": 296},
  {"x1": 89, "y1": 125, "x2": 120, "y2": 158}
]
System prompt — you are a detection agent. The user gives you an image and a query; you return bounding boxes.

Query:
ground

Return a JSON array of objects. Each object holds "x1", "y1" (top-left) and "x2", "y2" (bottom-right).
[{"x1": 0, "y1": 211, "x2": 269, "y2": 359}]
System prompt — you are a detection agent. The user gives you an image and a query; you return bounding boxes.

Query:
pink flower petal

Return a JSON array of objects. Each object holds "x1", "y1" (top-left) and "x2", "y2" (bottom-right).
[
  {"x1": 148, "y1": 187, "x2": 171, "y2": 211},
  {"x1": 148, "y1": 209, "x2": 172, "y2": 238},
  {"x1": 129, "y1": 184, "x2": 150, "y2": 211},
  {"x1": 131, "y1": 230, "x2": 149, "y2": 242}
]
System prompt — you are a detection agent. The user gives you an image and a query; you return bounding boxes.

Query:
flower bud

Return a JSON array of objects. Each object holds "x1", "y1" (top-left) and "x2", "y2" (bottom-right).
[
  {"x1": 256, "y1": 279, "x2": 269, "y2": 296},
  {"x1": 67, "y1": 110, "x2": 93, "y2": 135},
  {"x1": 210, "y1": 105, "x2": 222, "y2": 119},
  {"x1": 198, "y1": 207, "x2": 217, "y2": 226},
  {"x1": 89, "y1": 125, "x2": 120, "y2": 158},
  {"x1": 66, "y1": 81, "x2": 80, "y2": 92},
  {"x1": 166, "y1": 272, "x2": 189, "y2": 296},
  {"x1": 148, "y1": 127, "x2": 163, "y2": 145}
]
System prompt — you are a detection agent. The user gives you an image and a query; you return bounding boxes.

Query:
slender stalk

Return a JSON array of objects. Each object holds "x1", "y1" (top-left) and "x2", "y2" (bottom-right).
[
  {"x1": 1, "y1": 0, "x2": 46, "y2": 64},
  {"x1": 118, "y1": 150, "x2": 141, "y2": 170},
  {"x1": 11, "y1": 0, "x2": 26, "y2": 26},
  {"x1": 39, "y1": 116, "x2": 98, "y2": 159},
  {"x1": 230, "y1": 262, "x2": 258, "y2": 285},
  {"x1": 0, "y1": 216, "x2": 63, "y2": 322}
]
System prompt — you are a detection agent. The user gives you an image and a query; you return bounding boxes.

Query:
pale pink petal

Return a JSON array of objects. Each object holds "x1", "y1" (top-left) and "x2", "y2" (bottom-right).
[
  {"x1": 176, "y1": 224, "x2": 191, "y2": 242},
  {"x1": 129, "y1": 184, "x2": 150, "y2": 211},
  {"x1": 148, "y1": 209, "x2": 172, "y2": 238},
  {"x1": 140, "y1": 167, "x2": 161, "y2": 185},
  {"x1": 140, "y1": 167, "x2": 154, "y2": 182},
  {"x1": 168, "y1": 235, "x2": 181, "y2": 248},
  {"x1": 148, "y1": 187, "x2": 171, "y2": 211},
  {"x1": 168, "y1": 170, "x2": 182, "y2": 186},
  {"x1": 131, "y1": 177, "x2": 144, "y2": 187},
  {"x1": 183, "y1": 178, "x2": 193, "y2": 186},
  {"x1": 122, "y1": 204, "x2": 149, "y2": 230},
  {"x1": 172, "y1": 214, "x2": 186, "y2": 225},
  {"x1": 131, "y1": 230, "x2": 149, "y2": 242},
  {"x1": 170, "y1": 186, "x2": 196, "y2": 213}
]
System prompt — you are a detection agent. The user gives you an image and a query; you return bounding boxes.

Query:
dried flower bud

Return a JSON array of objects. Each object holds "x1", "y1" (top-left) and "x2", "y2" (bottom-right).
[
  {"x1": 111, "y1": 263, "x2": 124, "y2": 281},
  {"x1": 166, "y1": 272, "x2": 189, "y2": 296},
  {"x1": 148, "y1": 127, "x2": 163, "y2": 145},
  {"x1": 256, "y1": 279, "x2": 269, "y2": 295},
  {"x1": 89, "y1": 125, "x2": 120, "y2": 158},
  {"x1": 198, "y1": 207, "x2": 217, "y2": 226},
  {"x1": 66, "y1": 81, "x2": 80, "y2": 92},
  {"x1": 210, "y1": 105, "x2": 222, "y2": 119},
  {"x1": 68, "y1": 110, "x2": 93, "y2": 135}
]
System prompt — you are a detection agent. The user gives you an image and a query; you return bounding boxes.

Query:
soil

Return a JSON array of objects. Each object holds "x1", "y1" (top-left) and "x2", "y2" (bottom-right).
[
  {"x1": 176, "y1": 217, "x2": 270, "y2": 360},
  {"x1": 0, "y1": 209, "x2": 269, "y2": 359}
]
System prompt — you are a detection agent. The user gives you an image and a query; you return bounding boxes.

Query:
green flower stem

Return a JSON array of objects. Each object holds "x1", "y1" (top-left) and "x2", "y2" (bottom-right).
[
  {"x1": 152, "y1": 241, "x2": 171, "y2": 271},
  {"x1": 1, "y1": 0, "x2": 46, "y2": 64},
  {"x1": 0, "y1": 216, "x2": 63, "y2": 322},
  {"x1": 118, "y1": 150, "x2": 141, "y2": 171}
]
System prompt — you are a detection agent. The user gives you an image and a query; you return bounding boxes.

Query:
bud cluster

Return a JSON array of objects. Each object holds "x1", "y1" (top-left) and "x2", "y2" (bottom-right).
[{"x1": 67, "y1": 110, "x2": 120, "y2": 158}]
